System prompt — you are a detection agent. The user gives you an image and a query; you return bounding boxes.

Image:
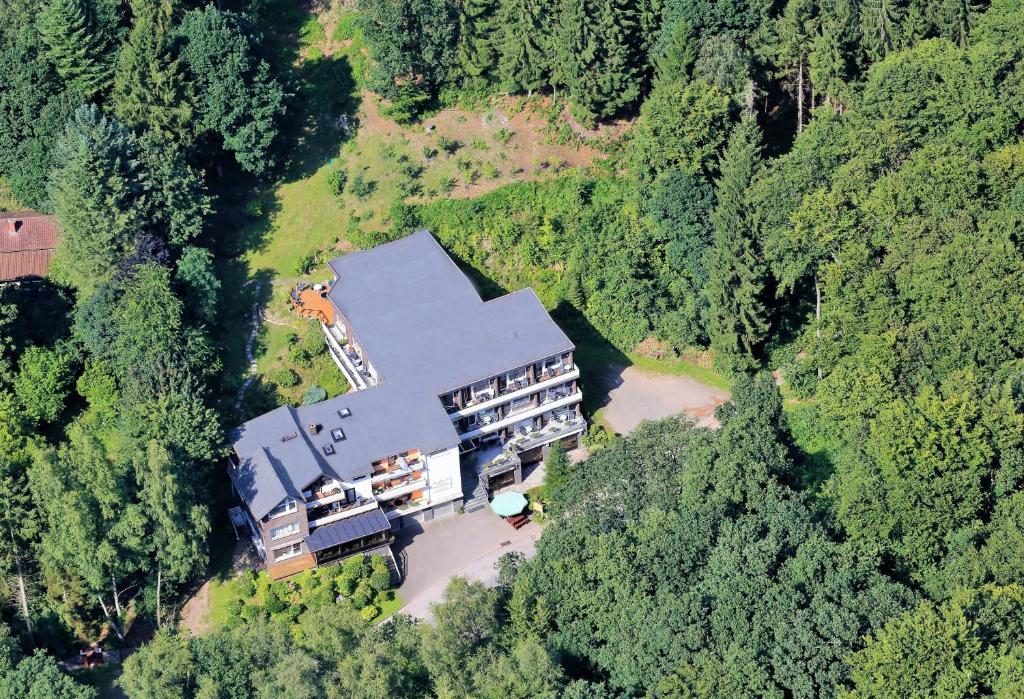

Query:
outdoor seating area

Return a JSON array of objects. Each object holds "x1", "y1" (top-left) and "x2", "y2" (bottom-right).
[
  {"x1": 289, "y1": 282, "x2": 336, "y2": 325},
  {"x1": 505, "y1": 513, "x2": 530, "y2": 529}
]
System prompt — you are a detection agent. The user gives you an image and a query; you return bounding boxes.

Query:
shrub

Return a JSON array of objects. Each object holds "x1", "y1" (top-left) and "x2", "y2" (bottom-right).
[
  {"x1": 237, "y1": 571, "x2": 258, "y2": 598},
  {"x1": 369, "y1": 567, "x2": 391, "y2": 592},
  {"x1": 335, "y1": 573, "x2": 357, "y2": 597},
  {"x1": 422, "y1": 145, "x2": 437, "y2": 160},
  {"x1": 326, "y1": 167, "x2": 348, "y2": 196},
  {"x1": 239, "y1": 603, "x2": 262, "y2": 624},
  {"x1": 296, "y1": 247, "x2": 325, "y2": 275},
  {"x1": 351, "y1": 580, "x2": 373, "y2": 609},
  {"x1": 438, "y1": 136, "x2": 461, "y2": 155},
  {"x1": 360, "y1": 604, "x2": 379, "y2": 621},
  {"x1": 349, "y1": 173, "x2": 377, "y2": 200},
  {"x1": 483, "y1": 162, "x2": 500, "y2": 179},
  {"x1": 302, "y1": 385, "x2": 328, "y2": 404},
  {"x1": 270, "y1": 367, "x2": 299, "y2": 387},
  {"x1": 470, "y1": 137, "x2": 488, "y2": 150},
  {"x1": 263, "y1": 590, "x2": 286, "y2": 615},
  {"x1": 297, "y1": 325, "x2": 327, "y2": 358},
  {"x1": 316, "y1": 359, "x2": 350, "y2": 397},
  {"x1": 495, "y1": 127, "x2": 514, "y2": 145}
]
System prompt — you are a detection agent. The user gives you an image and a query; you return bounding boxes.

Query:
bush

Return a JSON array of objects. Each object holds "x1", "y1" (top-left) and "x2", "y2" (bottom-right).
[
  {"x1": 237, "y1": 571, "x2": 257, "y2": 598},
  {"x1": 296, "y1": 248, "x2": 323, "y2": 275},
  {"x1": 263, "y1": 590, "x2": 286, "y2": 615},
  {"x1": 302, "y1": 384, "x2": 328, "y2": 404},
  {"x1": 326, "y1": 167, "x2": 348, "y2": 196},
  {"x1": 369, "y1": 567, "x2": 391, "y2": 592},
  {"x1": 270, "y1": 367, "x2": 299, "y2": 387},
  {"x1": 297, "y1": 325, "x2": 327, "y2": 358},
  {"x1": 438, "y1": 136, "x2": 461, "y2": 155},
  {"x1": 351, "y1": 580, "x2": 373, "y2": 609},
  {"x1": 422, "y1": 145, "x2": 437, "y2": 160},
  {"x1": 349, "y1": 173, "x2": 377, "y2": 200},
  {"x1": 360, "y1": 604, "x2": 379, "y2": 621},
  {"x1": 495, "y1": 127, "x2": 514, "y2": 145},
  {"x1": 470, "y1": 138, "x2": 488, "y2": 150},
  {"x1": 316, "y1": 358, "x2": 351, "y2": 397}
]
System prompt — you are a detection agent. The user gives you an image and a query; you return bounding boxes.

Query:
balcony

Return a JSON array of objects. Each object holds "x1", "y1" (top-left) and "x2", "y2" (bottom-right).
[
  {"x1": 307, "y1": 498, "x2": 378, "y2": 529},
  {"x1": 458, "y1": 390, "x2": 583, "y2": 440},
  {"x1": 448, "y1": 366, "x2": 580, "y2": 419},
  {"x1": 322, "y1": 323, "x2": 372, "y2": 390},
  {"x1": 384, "y1": 497, "x2": 429, "y2": 520},
  {"x1": 374, "y1": 476, "x2": 427, "y2": 500},
  {"x1": 507, "y1": 413, "x2": 586, "y2": 453},
  {"x1": 370, "y1": 456, "x2": 423, "y2": 484},
  {"x1": 481, "y1": 449, "x2": 521, "y2": 477}
]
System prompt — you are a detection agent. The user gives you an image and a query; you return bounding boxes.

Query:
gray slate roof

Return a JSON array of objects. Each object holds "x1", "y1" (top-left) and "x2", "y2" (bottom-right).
[
  {"x1": 231, "y1": 230, "x2": 573, "y2": 520},
  {"x1": 305, "y1": 507, "x2": 392, "y2": 553}
]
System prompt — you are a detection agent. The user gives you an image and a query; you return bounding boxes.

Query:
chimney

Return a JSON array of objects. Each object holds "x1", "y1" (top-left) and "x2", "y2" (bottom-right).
[
  {"x1": 308, "y1": 423, "x2": 321, "y2": 435},
  {"x1": 0, "y1": 219, "x2": 18, "y2": 235}
]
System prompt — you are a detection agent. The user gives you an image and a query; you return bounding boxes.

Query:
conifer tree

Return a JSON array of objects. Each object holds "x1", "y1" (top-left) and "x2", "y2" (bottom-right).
[
  {"x1": 860, "y1": 0, "x2": 903, "y2": 63},
  {"x1": 556, "y1": 0, "x2": 643, "y2": 126},
  {"x1": 456, "y1": 0, "x2": 498, "y2": 91},
  {"x1": 48, "y1": 105, "x2": 144, "y2": 294},
  {"x1": 496, "y1": 0, "x2": 553, "y2": 96},
  {"x1": 704, "y1": 113, "x2": 769, "y2": 374},
  {"x1": 36, "y1": 0, "x2": 111, "y2": 97},
  {"x1": 112, "y1": 0, "x2": 193, "y2": 141}
]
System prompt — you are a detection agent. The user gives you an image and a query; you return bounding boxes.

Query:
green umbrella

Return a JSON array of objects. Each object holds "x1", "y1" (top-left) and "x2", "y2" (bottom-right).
[{"x1": 490, "y1": 491, "x2": 528, "y2": 517}]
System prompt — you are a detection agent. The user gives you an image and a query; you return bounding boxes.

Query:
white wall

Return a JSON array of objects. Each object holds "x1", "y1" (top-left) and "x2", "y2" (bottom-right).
[{"x1": 424, "y1": 446, "x2": 462, "y2": 505}]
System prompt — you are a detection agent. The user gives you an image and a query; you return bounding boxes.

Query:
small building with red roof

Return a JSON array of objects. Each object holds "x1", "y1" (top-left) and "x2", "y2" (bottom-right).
[{"x1": 0, "y1": 211, "x2": 59, "y2": 282}]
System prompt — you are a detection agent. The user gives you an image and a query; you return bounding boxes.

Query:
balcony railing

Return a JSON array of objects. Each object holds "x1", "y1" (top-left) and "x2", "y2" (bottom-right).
[
  {"x1": 374, "y1": 477, "x2": 426, "y2": 500},
  {"x1": 307, "y1": 497, "x2": 377, "y2": 528},
  {"x1": 448, "y1": 367, "x2": 580, "y2": 419},
  {"x1": 507, "y1": 413, "x2": 586, "y2": 453}
]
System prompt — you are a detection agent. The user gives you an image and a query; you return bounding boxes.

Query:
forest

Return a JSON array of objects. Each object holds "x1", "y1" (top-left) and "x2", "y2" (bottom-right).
[{"x1": 1, "y1": 0, "x2": 1023, "y2": 696}]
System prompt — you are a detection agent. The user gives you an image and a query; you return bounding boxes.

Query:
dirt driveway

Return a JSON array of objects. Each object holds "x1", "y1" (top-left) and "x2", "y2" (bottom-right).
[{"x1": 597, "y1": 365, "x2": 730, "y2": 433}]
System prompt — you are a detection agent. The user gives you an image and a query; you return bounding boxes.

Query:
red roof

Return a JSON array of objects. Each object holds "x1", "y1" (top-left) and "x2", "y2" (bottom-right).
[{"x1": 0, "y1": 211, "x2": 58, "y2": 281}]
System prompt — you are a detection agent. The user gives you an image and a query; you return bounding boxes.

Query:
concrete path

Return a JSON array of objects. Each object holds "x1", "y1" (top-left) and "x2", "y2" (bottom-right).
[
  {"x1": 393, "y1": 508, "x2": 541, "y2": 619},
  {"x1": 598, "y1": 364, "x2": 729, "y2": 433}
]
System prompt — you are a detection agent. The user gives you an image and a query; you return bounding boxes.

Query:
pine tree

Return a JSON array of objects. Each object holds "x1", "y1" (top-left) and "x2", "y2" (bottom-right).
[
  {"x1": 704, "y1": 113, "x2": 769, "y2": 374},
  {"x1": 860, "y1": 0, "x2": 903, "y2": 63},
  {"x1": 933, "y1": 0, "x2": 978, "y2": 48},
  {"x1": 456, "y1": 0, "x2": 498, "y2": 92},
  {"x1": 775, "y1": 0, "x2": 816, "y2": 133},
  {"x1": 112, "y1": 0, "x2": 193, "y2": 140},
  {"x1": 496, "y1": 0, "x2": 553, "y2": 96},
  {"x1": 36, "y1": 0, "x2": 111, "y2": 97},
  {"x1": 556, "y1": 0, "x2": 643, "y2": 126},
  {"x1": 48, "y1": 105, "x2": 144, "y2": 294}
]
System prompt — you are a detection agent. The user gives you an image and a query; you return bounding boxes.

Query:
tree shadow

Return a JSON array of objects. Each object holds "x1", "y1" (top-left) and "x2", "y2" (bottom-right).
[{"x1": 252, "y1": 0, "x2": 363, "y2": 184}]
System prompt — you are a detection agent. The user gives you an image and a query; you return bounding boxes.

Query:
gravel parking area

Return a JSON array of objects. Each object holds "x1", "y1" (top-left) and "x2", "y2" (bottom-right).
[{"x1": 598, "y1": 364, "x2": 730, "y2": 433}]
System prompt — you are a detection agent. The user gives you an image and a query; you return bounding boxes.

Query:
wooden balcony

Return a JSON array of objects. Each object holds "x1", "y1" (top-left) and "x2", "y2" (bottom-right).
[
  {"x1": 289, "y1": 286, "x2": 335, "y2": 325},
  {"x1": 267, "y1": 552, "x2": 316, "y2": 580}
]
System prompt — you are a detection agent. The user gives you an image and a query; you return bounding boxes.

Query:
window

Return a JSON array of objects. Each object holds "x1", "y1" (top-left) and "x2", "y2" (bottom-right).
[
  {"x1": 331, "y1": 428, "x2": 345, "y2": 441},
  {"x1": 272, "y1": 541, "x2": 303, "y2": 562},
  {"x1": 270, "y1": 521, "x2": 299, "y2": 540},
  {"x1": 323, "y1": 444, "x2": 335, "y2": 456},
  {"x1": 466, "y1": 414, "x2": 478, "y2": 428},
  {"x1": 471, "y1": 380, "x2": 492, "y2": 398},
  {"x1": 267, "y1": 499, "x2": 297, "y2": 519},
  {"x1": 344, "y1": 488, "x2": 356, "y2": 504}
]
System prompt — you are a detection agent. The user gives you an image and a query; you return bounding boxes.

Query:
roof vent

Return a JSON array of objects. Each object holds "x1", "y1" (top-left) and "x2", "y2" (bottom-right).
[
  {"x1": 280, "y1": 432, "x2": 298, "y2": 442},
  {"x1": 337, "y1": 408, "x2": 352, "y2": 418},
  {"x1": 308, "y1": 423, "x2": 321, "y2": 435},
  {"x1": 331, "y1": 428, "x2": 345, "y2": 442},
  {"x1": 322, "y1": 444, "x2": 336, "y2": 456}
]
